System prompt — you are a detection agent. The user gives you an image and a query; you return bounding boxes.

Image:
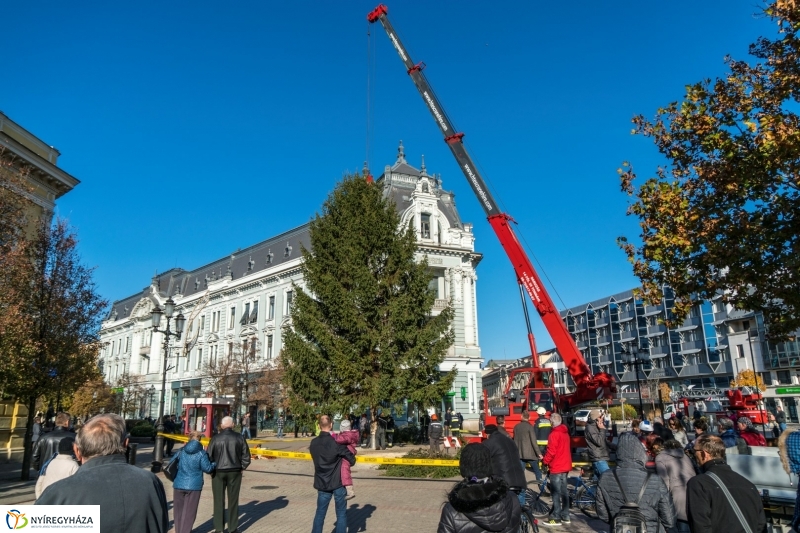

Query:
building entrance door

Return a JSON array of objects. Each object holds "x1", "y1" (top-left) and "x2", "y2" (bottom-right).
[{"x1": 786, "y1": 397, "x2": 799, "y2": 423}]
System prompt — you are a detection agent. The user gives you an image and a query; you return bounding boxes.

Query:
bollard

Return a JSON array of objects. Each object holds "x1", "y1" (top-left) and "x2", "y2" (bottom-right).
[{"x1": 127, "y1": 443, "x2": 138, "y2": 465}]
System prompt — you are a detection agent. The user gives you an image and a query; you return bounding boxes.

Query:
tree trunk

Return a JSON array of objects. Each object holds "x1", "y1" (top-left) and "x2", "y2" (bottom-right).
[{"x1": 20, "y1": 395, "x2": 36, "y2": 481}]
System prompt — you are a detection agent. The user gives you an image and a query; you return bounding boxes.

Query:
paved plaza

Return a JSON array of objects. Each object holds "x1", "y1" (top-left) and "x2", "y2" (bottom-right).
[{"x1": 0, "y1": 436, "x2": 608, "y2": 532}]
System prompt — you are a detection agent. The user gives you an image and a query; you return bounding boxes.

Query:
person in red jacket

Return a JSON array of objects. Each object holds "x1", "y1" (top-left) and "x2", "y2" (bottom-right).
[
  {"x1": 541, "y1": 413, "x2": 572, "y2": 526},
  {"x1": 737, "y1": 417, "x2": 767, "y2": 447}
]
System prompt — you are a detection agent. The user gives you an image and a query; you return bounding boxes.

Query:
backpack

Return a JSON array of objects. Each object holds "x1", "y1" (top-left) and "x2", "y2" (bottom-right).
[{"x1": 610, "y1": 470, "x2": 651, "y2": 533}]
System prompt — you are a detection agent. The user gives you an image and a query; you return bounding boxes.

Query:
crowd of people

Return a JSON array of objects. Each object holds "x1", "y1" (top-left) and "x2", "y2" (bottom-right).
[{"x1": 26, "y1": 405, "x2": 799, "y2": 533}]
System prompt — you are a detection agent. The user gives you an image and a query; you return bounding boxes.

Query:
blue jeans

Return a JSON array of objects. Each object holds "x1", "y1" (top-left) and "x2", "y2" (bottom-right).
[
  {"x1": 312, "y1": 486, "x2": 347, "y2": 533},
  {"x1": 550, "y1": 472, "x2": 569, "y2": 521},
  {"x1": 780, "y1": 422, "x2": 787, "y2": 432},
  {"x1": 517, "y1": 490, "x2": 526, "y2": 509},
  {"x1": 521, "y1": 459, "x2": 542, "y2": 482},
  {"x1": 241, "y1": 426, "x2": 251, "y2": 439},
  {"x1": 593, "y1": 460, "x2": 610, "y2": 476},
  {"x1": 277, "y1": 426, "x2": 284, "y2": 438}
]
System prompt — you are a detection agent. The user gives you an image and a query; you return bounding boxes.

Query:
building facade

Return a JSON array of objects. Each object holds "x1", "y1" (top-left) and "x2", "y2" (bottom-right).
[
  {"x1": 0, "y1": 111, "x2": 79, "y2": 461},
  {"x1": 560, "y1": 287, "x2": 800, "y2": 421},
  {"x1": 100, "y1": 144, "x2": 484, "y2": 427}
]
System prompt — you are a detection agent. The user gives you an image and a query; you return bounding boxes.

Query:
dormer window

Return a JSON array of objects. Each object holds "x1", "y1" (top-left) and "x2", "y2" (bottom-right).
[
  {"x1": 266, "y1": 250, "x2": 273, "y2": 265},
  {"x1": 285, "y1": 243, "x2": 292, "y2": 257},
  {"x1": 421, "y1": 213, "x2": 431, "y2": 239},
  {"x1": 247, "y1": 256, "x2": 255, "y2": 272}
]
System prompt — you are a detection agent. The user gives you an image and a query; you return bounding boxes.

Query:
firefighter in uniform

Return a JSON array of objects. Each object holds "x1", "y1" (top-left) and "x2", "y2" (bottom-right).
[
  {"x1": 534, "y1": 406, "x2": 552, "y2": 455},
  {"x1": 386, "y1": 415, "x2": 395, "y2": 448}
]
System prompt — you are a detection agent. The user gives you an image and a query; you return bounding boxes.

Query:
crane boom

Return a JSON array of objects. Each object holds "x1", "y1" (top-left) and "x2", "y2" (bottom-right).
[{"x1": 368, "y1": 4, "x2": 616, "y2": 407}]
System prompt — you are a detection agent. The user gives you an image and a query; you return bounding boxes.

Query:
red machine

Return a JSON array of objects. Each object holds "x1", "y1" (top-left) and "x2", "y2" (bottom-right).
[{"x1": 367, "y1": 5, "x2": 616, "y2": 437}]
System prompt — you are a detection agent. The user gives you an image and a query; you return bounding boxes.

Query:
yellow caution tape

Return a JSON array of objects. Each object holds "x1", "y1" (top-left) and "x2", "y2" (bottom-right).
[{"x1": 158, "y1": 434, "x2": 596, "y2": 468}]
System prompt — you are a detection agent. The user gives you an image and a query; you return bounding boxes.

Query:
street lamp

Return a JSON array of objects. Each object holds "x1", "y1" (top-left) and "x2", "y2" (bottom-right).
[
  {"x1": 237, "y1": 375, "x2": 247, "y2": 421},
  {"x1": 150, "y1": 297, "x2": 185, "y2": 473},
  {"x1": 147, "y1": 385, "x2": 156, "y2": 419},
  {"x1": 622, "y1": 345, "x2": 650, "y2": 419}
]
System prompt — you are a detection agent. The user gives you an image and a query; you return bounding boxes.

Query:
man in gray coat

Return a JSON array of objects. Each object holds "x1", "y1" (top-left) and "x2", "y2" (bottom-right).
[
  {"x1": 596, "y1": 432, "x2": 675, "y2": 533},
  {"x1": 513, "y1": 410, "x2": 542, "y2": 482},
  {"x1": 36, "y1": 414, "x2": 169, "y2": 533},
  {"x1": 584, "y1": 409, "x2": 611, "y2": 476}
]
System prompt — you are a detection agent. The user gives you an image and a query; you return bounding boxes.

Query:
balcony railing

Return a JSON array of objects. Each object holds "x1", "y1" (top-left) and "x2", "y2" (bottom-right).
[{"x1": 432, "y1": 299, "x2": 450, "y2": 311}]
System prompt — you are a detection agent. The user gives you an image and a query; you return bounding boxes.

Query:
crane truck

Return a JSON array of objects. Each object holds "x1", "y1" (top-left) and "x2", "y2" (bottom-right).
[{"x1": 367, "y1": 4, "x2": 617, "y2": 439}]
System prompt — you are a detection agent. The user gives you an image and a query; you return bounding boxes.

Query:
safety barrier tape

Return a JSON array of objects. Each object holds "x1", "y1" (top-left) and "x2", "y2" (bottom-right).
[{"x1": 157, "y1": 434, "x2": 599, "y2": 468}]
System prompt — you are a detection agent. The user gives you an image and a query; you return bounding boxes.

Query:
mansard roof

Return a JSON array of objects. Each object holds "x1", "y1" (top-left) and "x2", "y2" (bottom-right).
[
  {"x1": 377, "y1": 141, "x2": 464, "y2": 230},
  {"x1": 107, "y1": 144, "x2": 467, "y2": 322}
]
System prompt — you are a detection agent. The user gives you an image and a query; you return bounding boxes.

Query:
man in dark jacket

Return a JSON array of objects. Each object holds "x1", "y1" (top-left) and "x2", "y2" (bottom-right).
[
  {"x1": 533, "y1": 407, "x2": 552, "y2": 454},
  {"x1": 36, "y1": 413, "x2": 169, "y2": 533},
  {"x1": 687, "y1": 434, "x2": 766, "y2": 533},
  {"x1": 513, "y1": 410, "x2": 542, "y2": 482},
  {"x1": 596, "y1": 432, "x2": 675, "y2": 533},
  {"x1": 310, "y1": 415, "x2": 356, "y2": 533},
  {"x1": 206, "y1": 415, "x2": 251, "y2": 533},
  {"x1": 483, "y1": 423, "x2": 526, "y2": 508},
  {"x1": 585, "y1": 409, "x2": 611, "y2": 476},
  {"x1": 542, "y1": 413, "x2": 573, "y2": 526},
  {"x1": 776, "y1": 405, "x2": 787, "y2": 434},
  {"x1": 32, "y1": 412, "x2": 72, "y2": 471}
]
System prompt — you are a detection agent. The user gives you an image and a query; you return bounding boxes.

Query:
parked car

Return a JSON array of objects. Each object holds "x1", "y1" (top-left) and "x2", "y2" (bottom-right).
[{"x1": 573, "y1": 409, "x2": 591, "y2": 433}]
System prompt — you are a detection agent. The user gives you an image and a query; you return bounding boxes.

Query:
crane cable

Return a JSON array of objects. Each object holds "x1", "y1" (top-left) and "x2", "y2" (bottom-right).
[{"x1": 365, "y1": 20, "x2": 376, "y2": 178}]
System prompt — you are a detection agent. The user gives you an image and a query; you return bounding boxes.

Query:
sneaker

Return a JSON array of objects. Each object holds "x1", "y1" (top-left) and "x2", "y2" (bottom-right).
[
  {"x1": 540, "y1": 519, "x2": 562, "y2": 527},
  {"x1": 345, "y1": 486, "x2": 355, "y2": 500},
  {"x1": 562, "y1": 516, "x2": 571, "y2": 524}
]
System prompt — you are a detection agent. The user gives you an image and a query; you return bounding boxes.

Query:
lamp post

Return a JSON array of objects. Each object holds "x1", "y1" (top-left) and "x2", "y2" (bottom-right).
[
  {"x1": 622, "y1": 345, "x2": 650, "y2": 419},
  {"x1": 237, "y1": 375, "x2": 247, "y2": 423},
  {"x1": 149, "y1": 297, "x2": 185, "y2": 473},
  {"x1": 147, "y1": 385, "x2": 156, "y2": 419}
]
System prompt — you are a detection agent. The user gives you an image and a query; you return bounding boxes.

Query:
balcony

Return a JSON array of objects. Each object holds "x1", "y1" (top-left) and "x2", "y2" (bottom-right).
[
  {"x1": 647, "y1": 324, "x2": 667, "y2": 336},
  {"x1": 680, "y1": 340, "x2": 706, "y2": 352},
  {"x1": 650, "y1": 346, "x2": 671, "y2": 357},
  {"x1": 617, "y1": 309, "x2": 636, "y2": 321},
  {"x1": 644, "y1": 305, "x2": 664, "y2": 316},
  {"x1": 596, "y1": 335, "x2": 611, "y2": 345},
  {"x1": 139, "y1": 346, "x2": 151, "y2": 356},
  {"x1": 432, "y1": 299, "x2": 450, "y2": 311}
]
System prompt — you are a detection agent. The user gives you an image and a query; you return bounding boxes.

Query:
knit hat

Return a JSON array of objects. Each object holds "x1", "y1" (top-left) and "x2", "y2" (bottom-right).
[
  {"x1": 339, "y1": 420, "x2": 351, "y2": 432},
  {"x1": 536, "y1": 406, "x2": 546, "y2": 416},
  {"x1": 639, "y1": 420, "x2": 653, "y2": 433},
  {"x1": 58, "y1": 437, "x2": 75, "y2": 454},
  {"x1": 459, "y1": 443, "x2": 493, "y2": 480},
  {"x1": 737, "y1": 417, "x2": 754, "y2": 429},
  {"x1": 589, "y1": 409, "x2": 602, "y2": 421}
]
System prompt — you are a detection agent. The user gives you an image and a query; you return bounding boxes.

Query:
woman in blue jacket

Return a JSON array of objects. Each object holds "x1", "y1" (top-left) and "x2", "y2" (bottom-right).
[{"x1": 173, "y1": 431, "x2": 216, "y2": 533}]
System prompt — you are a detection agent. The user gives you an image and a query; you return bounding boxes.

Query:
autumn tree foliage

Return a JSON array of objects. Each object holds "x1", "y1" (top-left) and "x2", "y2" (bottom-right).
[
  {"x1": 731, "y1": 369, "x2": 767, "y2": 392},
  {"x1": 281, "y1": 174, "x2": 456, "y2": 421},
  {"x1": 619, "y1": 1, "x2": 800, "y2": 338},
  {"x1": 0, "y1": 219, "x2": 107, "y2": 480},
  {"x1": 70, "y1": 377, "x2": 115, "y2": 420}
]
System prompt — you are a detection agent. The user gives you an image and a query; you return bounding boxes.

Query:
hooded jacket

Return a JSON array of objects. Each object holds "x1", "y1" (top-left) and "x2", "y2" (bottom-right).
[
  {"x1": 483, "y1": 429, "x2": 526, "y2": 491},
  {"x1": 654, "y1": 448, "x2": 695, "y2": 522},
  {"x1": 437, "y1": 478, "x2": 521, "y2": 533},
  {"x1": 173, "y1": 439, "x2": 216, "y2": 491},
  {"x1": 686, "y1": 458, "x2": 766, "y2": 533},
  {"x1": 543, "y1": 424, "x2": 572, "y2": 474},
  {"x1": 596, "y1": 432, "x2": 676, "y2": 533}
]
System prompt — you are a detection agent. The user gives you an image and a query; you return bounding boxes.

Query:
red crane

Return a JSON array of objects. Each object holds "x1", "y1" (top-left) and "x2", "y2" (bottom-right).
[{"x1": 367, "y1": 5, "x2": 616, "y2": 432}]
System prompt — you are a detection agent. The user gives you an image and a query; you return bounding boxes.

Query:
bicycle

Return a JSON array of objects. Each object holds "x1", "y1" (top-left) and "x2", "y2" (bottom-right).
[
  {"x1": 524, "y1": 468, "x2": 598, "y2": 519},
  {"x1": 519, "y1": 506, "x2": 539, "y2": 533}
]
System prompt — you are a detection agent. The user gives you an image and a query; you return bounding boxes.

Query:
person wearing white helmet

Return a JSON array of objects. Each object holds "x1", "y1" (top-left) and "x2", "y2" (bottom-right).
[{"x1": 533, "y1": 406, "x2": 552, "y2": 454}]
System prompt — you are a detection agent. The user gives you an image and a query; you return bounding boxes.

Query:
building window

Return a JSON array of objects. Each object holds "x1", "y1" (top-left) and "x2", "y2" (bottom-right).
[
  {"x1": 241, "y1": 302, "x2": 251, "y2": 325},
  {"x1": 285, "y1": 291, "x2": 293, "y2": 315},
  {"x1": 140, "y1": 356, "x2": 150, "y2": 375},
  {"x1": 228, "y1": 342, "x2": 234, "y2": 361},
  {"x1": 211, "y1": 310, "x2": 220, "y2": 332},
  {"x1": 736, "y1": 345, "x2": 745, "y2": 358},
  {"x1": 229, "y1": 307, "x2": 236, "y2": 329},
  {"x1": 200, "y1": 315, "x2": 206, "y2": 336},
  {"x1": 184, "y1": 351, "x2": 191, "y2": 372},
  {"x1": 421, "y1": 213, "x2": 431, "y2": 239},
  {"x1": 197, "y1": 348, "x2": 203, "y2": 370},
  {"x1": 778, "y1": 370, "x2": 792, "y2": 384},
  {"x1": 267, "y1": 335, "x2": 274, "y2": 359},
  {"x1": 268, "y1": 296, "x2": 275, "y2": 320},
  {"x1": 763, "y1": 372, "x2": 773, "y2": 385},
  {"x1": 125, "y1": 336, "x2": 130, "y2": 353},
  {"x1": 250, "y1": 300, "x2": 259, "y2": 324}
]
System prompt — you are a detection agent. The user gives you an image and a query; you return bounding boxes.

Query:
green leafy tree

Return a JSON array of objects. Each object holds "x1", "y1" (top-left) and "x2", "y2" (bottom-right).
[
  {"x1": 619, "y1": 1, "x2": 800, "y2": 338},
  {"x1": 281, "y1": 174, "x2": 456, "y2": 425},
  {"x1": 0, "y1": 219, "x2": 106, "y2": 480}
]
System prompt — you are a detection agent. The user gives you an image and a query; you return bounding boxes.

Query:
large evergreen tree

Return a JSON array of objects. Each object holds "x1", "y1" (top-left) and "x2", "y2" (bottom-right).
[{"x1": 281, "y1": 174, "x2": 455, "y2": 420}]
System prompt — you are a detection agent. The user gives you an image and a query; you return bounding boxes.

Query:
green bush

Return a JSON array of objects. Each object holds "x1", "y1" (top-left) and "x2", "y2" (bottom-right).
[
  {"x1": 125, "y1": 419, "x2": 145, "y2": 432},
  {"x1": 130, "y1": 423, "x2": 155, "y2": 437},
  {"x1": 378, "y1": 448, "x2": 461, "y2": 479},
  {"x1": 395, "y1": 425, "x2": 420, "y2": 444},
  {"x1": 608, "y1": 405, "x2": 638, "y2": 421}
]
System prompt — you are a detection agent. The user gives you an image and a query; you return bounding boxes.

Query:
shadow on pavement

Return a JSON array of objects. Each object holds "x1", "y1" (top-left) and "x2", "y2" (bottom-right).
[
  {"x1": 191, "y1": 496, "x2": 289, "y2": 533},
  {"x1": 348, "y1": 503, "x2": 376, "y2": 532}
]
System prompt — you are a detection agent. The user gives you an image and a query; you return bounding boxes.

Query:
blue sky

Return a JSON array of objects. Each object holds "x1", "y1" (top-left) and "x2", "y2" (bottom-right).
[{"x1": 2, "y1": 1, "x2": 772, "y2": 360}]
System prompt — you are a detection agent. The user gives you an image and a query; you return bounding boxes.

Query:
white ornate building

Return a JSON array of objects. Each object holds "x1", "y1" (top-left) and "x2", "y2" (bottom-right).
[{"x1": 99, "y1": 144, "x2": 484, "y2": 427}]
